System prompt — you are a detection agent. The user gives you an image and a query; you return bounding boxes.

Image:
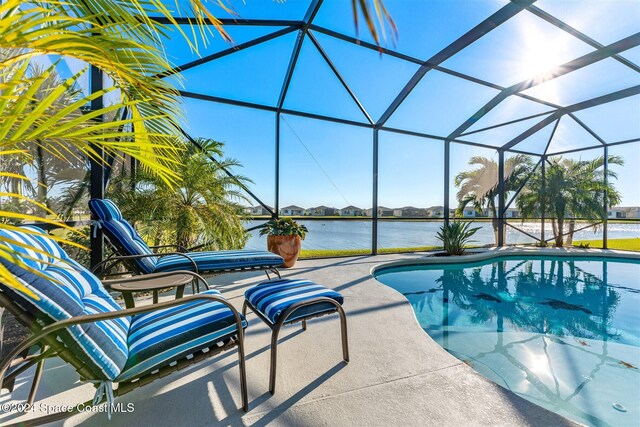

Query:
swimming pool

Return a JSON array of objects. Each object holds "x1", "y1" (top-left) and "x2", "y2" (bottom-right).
[{"x1": 374, "y1": 254, "x2": 640, "y2": 427}]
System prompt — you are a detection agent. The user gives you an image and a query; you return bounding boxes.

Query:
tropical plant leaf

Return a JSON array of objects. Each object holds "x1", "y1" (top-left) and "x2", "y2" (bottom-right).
[
  {"x1": 436, "y1": 221, "x2": 481, "y2": 255},
  {"x1": 352, "y1": 0, "x2": 398, "y2": 47},
  {"x1": 0, "y1": 0, "x2": 398, "y2": 296}
]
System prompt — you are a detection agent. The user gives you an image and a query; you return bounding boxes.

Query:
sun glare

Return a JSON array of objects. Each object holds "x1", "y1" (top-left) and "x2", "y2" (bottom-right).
[
  {"x1": 516, "y1": 22, "x2": 564, "y2": 102},
  {"x1": 518, "y1": 44, "x2": 561, "y2": 81}
]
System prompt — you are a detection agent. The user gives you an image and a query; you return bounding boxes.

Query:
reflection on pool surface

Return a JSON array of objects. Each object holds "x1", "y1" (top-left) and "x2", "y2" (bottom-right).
[{"x1": 374, "y1": 256, "x2": 640, "y2": 427}]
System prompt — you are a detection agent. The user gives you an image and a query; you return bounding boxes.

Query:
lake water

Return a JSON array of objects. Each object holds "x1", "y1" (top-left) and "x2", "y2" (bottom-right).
[{"x1": 242, "y1": 220, "x2": 640, "y2": 251}]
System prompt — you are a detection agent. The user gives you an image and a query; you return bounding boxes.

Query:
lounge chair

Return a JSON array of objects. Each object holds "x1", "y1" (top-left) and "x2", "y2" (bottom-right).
[
  {"x1": 88, "y1": 198, "x2": 283, "y2": 279},
  {"x1": 0, "y1": 226, "x2": 248, "y2": 424}
]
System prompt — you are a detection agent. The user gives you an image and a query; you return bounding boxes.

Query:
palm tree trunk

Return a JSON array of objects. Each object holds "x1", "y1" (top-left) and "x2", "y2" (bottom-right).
[
  {"x1": 565, "y1": 220, "x2": 576, "y2": 246},
  {"x1": 490, "y1": 202, "x2": 499, "y2": 245},
  {"x1": 36, "y1": 145, "x2": 48, "y2": 215},
  {"x1": 555, "y1": 218, "x2": 565, "y2": 247}
]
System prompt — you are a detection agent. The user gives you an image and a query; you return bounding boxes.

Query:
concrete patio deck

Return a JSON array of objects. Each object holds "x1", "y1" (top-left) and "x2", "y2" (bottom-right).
[{"x1": 1, "y1": 254, "x2": 578, "y2": 426}]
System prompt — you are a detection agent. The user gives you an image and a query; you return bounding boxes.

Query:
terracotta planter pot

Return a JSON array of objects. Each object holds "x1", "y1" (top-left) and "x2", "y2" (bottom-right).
[{"x1": 267, "y1": 235, "x2": 301, "y2": 268}]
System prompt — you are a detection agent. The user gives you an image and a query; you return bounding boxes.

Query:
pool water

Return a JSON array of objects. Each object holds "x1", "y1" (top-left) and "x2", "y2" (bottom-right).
[{"x1": 374, "y1": 256, "x2": 640, "y2": 427}]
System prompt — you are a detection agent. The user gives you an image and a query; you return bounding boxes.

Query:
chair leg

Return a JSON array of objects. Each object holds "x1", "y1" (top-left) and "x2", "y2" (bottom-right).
[
  {"x1": 175, "y1": 285, "x2": 185, "y2": 300},
  {"x1": 242, "y1": 301, "x2": 248, "y2": 318},
  {"x1": 122, "y1": 292, "x2": 136, "y2": 309},
  {"x1": 27, "y1": 358, "x2": 45, "y2": 406},
  {"x1": 265, "y1": 270, "x2": 271, "y2": 280},
  {"x1": 336, "y1": 306, "x2": 350, "y2": 363},
  {"x1": 237, "y1": 336, "x2": 249, "y2": 412},
  {"x1": 269, "y1": 326, "x2": 281, "y2": 395},
  {"x1": 301, "y1": 319, "x2": 307, "y2": 331}
]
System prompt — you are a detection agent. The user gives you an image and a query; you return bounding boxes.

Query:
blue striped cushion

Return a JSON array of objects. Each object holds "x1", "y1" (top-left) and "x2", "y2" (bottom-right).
[
  {"x1": 0, "y1": 227, "x2": 129, "y2": 381},
  {"x1": 245, "y1": 279, "x2": 343, "y2": 324},
  {"x1": 117, "y1": 289, "x2": 246, "y2": 382},
  {"x1": 89, "y1": 198, "x2": 157, "y2": 274},
  {"x1": 154, "y1": 250, "x2": 283, "y2": 273}
]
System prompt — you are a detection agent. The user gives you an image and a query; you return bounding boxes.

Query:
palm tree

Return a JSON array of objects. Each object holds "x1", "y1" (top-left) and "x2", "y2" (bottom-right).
[
  {"x1": 110, "y1": 139, "x2": 251, "y2": 251},
  {"x1": 0, "y1": 0, "x2": 207, "y2": 294},
  {"x1": 516, "y1": 155, "x2": 622, "y2": 247},
  {"x1": 29, "y1": 64, "x2": 87, "y2": 214},
  {"x1": 0, "y1": 0, "x2": 395, "y2": 296},
  {"x1": 455, "y1": 154, "x2": 533, "y2": 244}
]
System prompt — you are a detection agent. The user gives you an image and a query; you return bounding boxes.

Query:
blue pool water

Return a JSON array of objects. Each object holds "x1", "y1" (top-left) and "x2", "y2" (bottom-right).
[{"x1": 374, "y1": 256, "x2": 640, "y2": 427}]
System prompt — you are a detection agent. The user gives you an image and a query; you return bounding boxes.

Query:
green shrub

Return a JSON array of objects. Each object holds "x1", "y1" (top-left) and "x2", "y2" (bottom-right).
[{"x1": 436, "y1": 221, "x2": 481, "y2": 255}]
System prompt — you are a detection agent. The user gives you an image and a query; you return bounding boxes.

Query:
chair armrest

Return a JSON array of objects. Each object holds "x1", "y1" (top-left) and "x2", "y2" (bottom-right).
[
  {"x1": 187, "y1": 243, "x2": 207, "y2": 251},
  {"x1": 91, "y1": 252, "x2": 199, "y2": 276},
  {"x1": 151, "y1": 243, "x2": 207, "y2": 252},
  {"x1": 0, "y1": 293, "x2": 241, "y2": 386},
  {"x1": 150, "y1": 244, "x2": 188, "y2": 253}
]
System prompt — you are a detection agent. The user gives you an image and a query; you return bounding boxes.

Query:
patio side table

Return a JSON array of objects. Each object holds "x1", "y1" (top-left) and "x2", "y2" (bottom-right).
[{"x1": 103, "y1": 271, "x2": 197, "y2": 308}]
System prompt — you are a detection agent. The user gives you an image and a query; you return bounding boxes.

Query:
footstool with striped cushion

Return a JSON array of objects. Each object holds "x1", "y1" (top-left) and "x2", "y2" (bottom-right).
[{"x1": 243, "y1": 278, "x2": 349, "y2": 394}]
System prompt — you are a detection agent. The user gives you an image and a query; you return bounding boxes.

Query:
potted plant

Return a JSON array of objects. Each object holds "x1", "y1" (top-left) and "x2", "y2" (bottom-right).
[
  {"x1": 258, "y1": 217, "x2": 309, "y2": 267},
  {"x1": 436, "y1": 220, "x2": 481, "y2": 256}
]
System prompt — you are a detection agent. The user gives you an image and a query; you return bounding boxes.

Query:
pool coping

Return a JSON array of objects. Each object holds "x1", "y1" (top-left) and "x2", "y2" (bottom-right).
[{"x1": 370, "y1": 245, "x2": 640, "y2": 276}]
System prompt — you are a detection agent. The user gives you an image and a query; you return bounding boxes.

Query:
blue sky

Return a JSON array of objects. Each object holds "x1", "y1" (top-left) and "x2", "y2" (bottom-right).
[{"x1": 159, "y1": 0, "x2": 640, "y2": 209}]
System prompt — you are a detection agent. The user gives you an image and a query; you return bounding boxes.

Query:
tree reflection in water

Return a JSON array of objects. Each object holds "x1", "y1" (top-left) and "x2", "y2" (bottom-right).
[
  {"x1": 403, "y1": 259, "x2": 637, "y2": 427},
  {"x1": 431, "y1": 259, "x2": 621, "y2": 341}
]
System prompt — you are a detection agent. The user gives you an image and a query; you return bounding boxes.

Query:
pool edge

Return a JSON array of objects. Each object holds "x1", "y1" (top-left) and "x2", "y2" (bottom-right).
[{"x1": 370, "y1": 246, "x2": 640, "y2": 276}]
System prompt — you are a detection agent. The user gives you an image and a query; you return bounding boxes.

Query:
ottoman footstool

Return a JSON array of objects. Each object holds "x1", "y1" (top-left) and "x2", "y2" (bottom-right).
[{"x1": 243, "y1": 278, "x2": 349, "y2": 394}]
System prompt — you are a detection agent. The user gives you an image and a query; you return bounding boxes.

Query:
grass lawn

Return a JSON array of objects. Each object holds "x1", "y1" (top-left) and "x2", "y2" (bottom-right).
[
  {"x1": 301, "y1": 240, "x2": 640, "y2": 258},
  {"x1": 300, "y1": 246, "x2": 441, "y2": 258},
  {"x1": 572, "y1": 238, "x2": 640, "y2": 251}
]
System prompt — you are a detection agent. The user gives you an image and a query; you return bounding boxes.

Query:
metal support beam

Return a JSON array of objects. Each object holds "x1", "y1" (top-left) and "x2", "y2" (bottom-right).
[
  {"x1": 541, "y1": 156, "x2": 546, "y2": 244},
  {"x1": 568, "y1": 113, "x2": 607, "y2": 145},
  {"x1": 547, "y1": 144, "x2": 604, "y2": 157},
  {"x1": 180, "y1": 90, "x2": 278, "y2": 112},
  {"x1": 179, "y1": 89, "x2": 551, "y2": 156},
  {"x1": 151, "y1": 17, "x2": 302, "y2": 27},
  {"x1": 277, "y1": 0, "x2": 323, "y2": 110},
  {"x1": 543, "y1": 119, "x2": 561, "y2": 155},
  {"x1": 277, "y1": 30, "x2": 305, "y2": 110},
  {"x1": 310, "y1": 24, "x2": 563, "y2": 112},
  {"x1": 603, "y1": 145, "x2": 609, "y2": 249},
  {"x1": 372, "y1": 129, "x2": 379, "y2": 255},
  {"x1": 89, "y1": 64, "x2": 104, "y2": 269},
  {"x1": 527, "y1": 5, "x2": 640, "y2": 74},
  {"x1": 503, "y1": 113, "x2": 562, "y2": 152},
  {"x1": 180, "y1": 91, "x2": 373, "y2": 128},
  {"x1": 607, "y1": 137, "x2": 640, "y2": 147},
  {"x1": 160, "y1": 27, "x2": 297, "y2": 78},
  {"x1": 447, "y1": 33, "x2": 640, "y2": 141},
  {"x1": 307, "y1": 31, "x2": 374, "y2": 124},
  {"x1": 178, "y1": 127, "x2": 275, "y2": 216},
  {"x1": 504, "y1": 157, "x2": 543, "y2": 211},
  {"x1": 444, "y1": 140, "x2": 450, "y2": 224},
  {"x1": 502, "y1": 85, "x2": 640, "y2": 151},
  {"x1": 506, "y1": 147, "x2": 544, "y2": 157},
  {"x1": 381, "y1": 126, "x2": 508, "y2": 151},
  {"x1": 275, "y1": 112, "x2": 280, "y2": 218},
  {"x1": 376, "y1": 0, "x2": 535, "y2": 127},
  {"x1": 497, "y1": 150, "x2": 505, "y2": 246},
  {"x1": 459, "y1": 110, "x2": 553, "y2": 137},
  {"x1": 180, "y1": 85, "x2": 554, "y2": 153}
]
